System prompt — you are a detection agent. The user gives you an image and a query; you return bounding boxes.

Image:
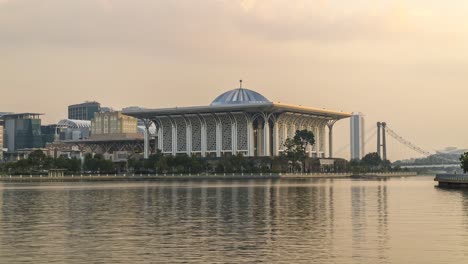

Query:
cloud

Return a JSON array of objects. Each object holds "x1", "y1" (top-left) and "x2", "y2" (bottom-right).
[
  {"x1": 0, "y1": 0, "x2": 464, "y2": 57},
  {"x1": 0, "y1": 0, "x2": 417, "y2": 47},
  {"x1": 0, "y1": 0, "x2": 241, "y2": 56},
  {"x1": 233, "y1": 0, "x2": 417, "y2": 42}
]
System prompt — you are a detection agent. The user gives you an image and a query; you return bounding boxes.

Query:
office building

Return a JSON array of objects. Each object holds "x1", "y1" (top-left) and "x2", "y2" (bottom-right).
[
  {"x1": 91, "y1": 111, "x2": 139, "y2": 139},
  {"x1": 68, "y1": 101, "x2": 101, "y2": 121},
  {"x1": 350, "y1": 112, "x2": 365, "y2": 160},
  {"x1": 3, "y1": 113, "x2": 43, "y2": 153}
]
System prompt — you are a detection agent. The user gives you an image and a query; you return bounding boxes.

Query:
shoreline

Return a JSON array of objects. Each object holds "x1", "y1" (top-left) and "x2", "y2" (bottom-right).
[{"x1": 0, "y1": 172, "x2": 418, "y2": 183}]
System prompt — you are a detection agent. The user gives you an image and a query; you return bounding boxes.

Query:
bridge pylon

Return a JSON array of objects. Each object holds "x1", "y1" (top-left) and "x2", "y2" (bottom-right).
[{"x1": 377, "y1": 121, "x2": 387, "y2": 160}]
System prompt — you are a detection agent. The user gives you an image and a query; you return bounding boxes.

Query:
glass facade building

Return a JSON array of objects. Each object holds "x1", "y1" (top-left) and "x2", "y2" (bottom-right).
[
  {"x1": 41, "y1": 124, "x2": 58, "y2": 145},
  {"x1": 3, "y1": 113, "x2": 43, "y2": 153},
  {"x1": 68, "y1": 102, "x2": 101, "y2": 121}
]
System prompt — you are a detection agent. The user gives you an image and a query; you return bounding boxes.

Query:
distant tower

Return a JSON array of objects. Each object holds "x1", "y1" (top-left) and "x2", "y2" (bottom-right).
[{"x1": 350, "y1": 112, "x2": 365, "y2": 160}]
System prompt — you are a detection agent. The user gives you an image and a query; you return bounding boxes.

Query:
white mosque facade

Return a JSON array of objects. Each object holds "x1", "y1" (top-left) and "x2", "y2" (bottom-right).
[{"x1": 123, "y1": 87, "x2": 351, "y2": 159}]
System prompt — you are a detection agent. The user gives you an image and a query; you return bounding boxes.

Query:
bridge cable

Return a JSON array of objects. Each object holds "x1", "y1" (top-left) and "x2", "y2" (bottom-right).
[
  {"x1": 335, "y1": 126, "x2": 377, "y2": 158},
  {"x1": 384, "y1": 126, "x2": 431, "y2": 156}
]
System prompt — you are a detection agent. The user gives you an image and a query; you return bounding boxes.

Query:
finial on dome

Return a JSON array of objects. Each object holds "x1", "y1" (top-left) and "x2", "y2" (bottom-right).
[{"x1": 239, "y1": 79, "x2": 243, "y2": 89}]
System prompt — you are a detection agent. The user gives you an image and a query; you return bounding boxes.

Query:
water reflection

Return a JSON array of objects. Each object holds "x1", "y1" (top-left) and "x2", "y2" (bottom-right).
[{"x1": 0, "y1": 178, "x2": 465, "y2": 263}]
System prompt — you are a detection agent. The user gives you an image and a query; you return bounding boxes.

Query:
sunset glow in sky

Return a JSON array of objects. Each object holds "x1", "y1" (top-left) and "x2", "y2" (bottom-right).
[{"x1": 1, "y1": 0, "x2": 467, "y2": 160}]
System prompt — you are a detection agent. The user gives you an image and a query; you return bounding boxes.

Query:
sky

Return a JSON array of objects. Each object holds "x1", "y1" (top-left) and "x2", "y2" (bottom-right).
[{"x1": 1, "y1": 0, "x2": 468, "y2": 160}]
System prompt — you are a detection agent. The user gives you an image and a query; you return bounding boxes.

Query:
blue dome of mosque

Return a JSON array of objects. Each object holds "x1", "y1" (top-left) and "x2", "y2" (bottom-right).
[{"x1": 211, "y1": 87, "x2": 270, "y2": 106}]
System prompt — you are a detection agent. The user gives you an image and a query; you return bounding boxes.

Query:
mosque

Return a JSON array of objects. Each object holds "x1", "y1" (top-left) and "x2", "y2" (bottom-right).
[{"x1": 123, "y1": 83, "x2": 351, "y2": 159}]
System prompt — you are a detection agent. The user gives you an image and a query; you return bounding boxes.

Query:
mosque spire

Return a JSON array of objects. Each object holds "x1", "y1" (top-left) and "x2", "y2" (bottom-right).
[{"x1": 239, "y1": 79, "x2": 243, "y2": 89}]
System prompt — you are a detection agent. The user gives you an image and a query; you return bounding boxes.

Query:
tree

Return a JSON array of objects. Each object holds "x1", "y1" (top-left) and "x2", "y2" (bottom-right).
[
  {"x1": 293, "y1": 129, "x2": 315, "y2": 150},
  {"x1": 83, "y1": 153, "x2": 115, "y2": 173},
  {"x1": 230, "y1": 153, "x2": 248, "y2": 173},
  {"x1": 460, "y1": 152, "x2": 468, "y2": 173},
  {"x1": 144, "y1": 151, "x2": 163, "y2": 170},
  {"x1": 283, "y1": 129, "x2": 315, "y2": 172},
  {"x1": 127, "y1": 158, "x2": 143, "y2": 172},
  {"x1": 283, "y1": 138, "x2": 301, "y2": 172},
  {"x1": 361, "y1": 152, "x2": 383, "y2": 171},
  {"x1": 156, "y1": 156, "x2": 169, "y2": 173},
  {"x1": 27, "y1": 150, "x2": 49, "y2": 170},
  {"x1": 189, "y1": 156, "x2": 205, "y2": 173},
  {"x1": 52, "y1": 156, "x2": 81, "y2": 172},
  {"x1": 28, "y1": 150, "x2": 46, "y2": 163}
]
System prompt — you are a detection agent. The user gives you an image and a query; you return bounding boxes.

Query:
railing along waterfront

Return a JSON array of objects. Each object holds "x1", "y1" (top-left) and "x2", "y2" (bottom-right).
[
  {"x1": 0, "y1": 172, "x2": 357, "y2": 181},
  {"x1": 435, "y1": 174, "x2": 468, "y2": 183},
  {"x1": 0, "y1": 173, "x2": 280, "y2": 180},
  {"x1": 0, "y1": 171, "x2": 420, "y2": 182},
  {"x1": 361, "y1": 172, "x2": 417, "y2": 177}
]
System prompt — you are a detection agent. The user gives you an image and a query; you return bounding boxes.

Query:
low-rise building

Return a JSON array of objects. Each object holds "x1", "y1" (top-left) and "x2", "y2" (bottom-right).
[
  {"x1": 91, "y1": 111, "x2": 140, "y2": 139},
  {"x1": 56, "y1": 119, "x2": 91, "y2": 141},
  {"x1": 61, "y1": 111, "x2": 144, "y2": 163}
]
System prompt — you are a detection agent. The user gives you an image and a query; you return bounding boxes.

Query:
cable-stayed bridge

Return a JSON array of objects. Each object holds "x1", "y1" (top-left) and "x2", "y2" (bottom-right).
[{"x1": 336, "y1": 122, "x2": 459, "y2": 165}]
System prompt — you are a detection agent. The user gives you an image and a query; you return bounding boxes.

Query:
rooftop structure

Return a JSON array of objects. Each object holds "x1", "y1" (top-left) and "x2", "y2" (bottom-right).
[
  {"x1": 211, "y1": 87, "x2": 270, "y2": 105},
  {"x1": 57, "y1": 119, "x2": 92, "y2": 129},
  {"x1": 68, "y1": 101, "x2": 101, "y2": 121},
  {"x1": 2, "y1": 113, "x2": 43, "y2": 119},
  {"x1": 0, "y1": 112, "x2": 13, "y2": 118}
]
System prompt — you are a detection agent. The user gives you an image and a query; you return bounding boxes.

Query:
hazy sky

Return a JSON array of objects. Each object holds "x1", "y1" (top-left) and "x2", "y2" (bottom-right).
[{"x1": 1, "y1": 0, "x2": 468, "y2": 160}]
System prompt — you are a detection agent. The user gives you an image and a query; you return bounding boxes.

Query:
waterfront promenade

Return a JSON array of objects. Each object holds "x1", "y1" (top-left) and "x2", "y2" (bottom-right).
[
  {"x1": 0, "y1": 172, "x2": 417, "y2": 182},
  {"x1": 435, "y1": 174, "x2": 468, "y2": 187}
]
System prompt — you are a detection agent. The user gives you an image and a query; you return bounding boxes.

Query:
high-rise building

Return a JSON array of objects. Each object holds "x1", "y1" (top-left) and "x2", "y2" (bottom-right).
[
  {"x1": 68, "y1": 101, "x2": 101, "y2": 121},
  {"x1": 350, "y1": 112, "x2": 365, "y2": 160},
  {"x1": 3, "y1": 113, "x2": 43, "y2": 153}
]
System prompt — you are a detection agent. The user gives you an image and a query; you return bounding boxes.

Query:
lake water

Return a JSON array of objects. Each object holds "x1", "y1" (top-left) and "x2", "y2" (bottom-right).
[{"x1": 0, "y1": 176, "x2": 466, "y2": 263}]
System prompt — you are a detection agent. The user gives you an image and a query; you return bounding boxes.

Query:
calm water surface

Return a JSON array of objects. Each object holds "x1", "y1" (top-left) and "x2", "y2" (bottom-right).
[{"x1": 0, "y1": 176, "x2": 466, "y2": 263}]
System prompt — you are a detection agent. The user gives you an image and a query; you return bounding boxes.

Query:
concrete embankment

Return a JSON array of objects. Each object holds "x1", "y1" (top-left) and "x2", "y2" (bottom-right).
[
  {"x1": 353, "y1": 172, "x2": 418, "y2": 179},
  {"x1": 435, "y1": 174, "x2": 468, "y2": 188},
  {"x1": 0, "y1": 172, "x2": 419, "y2": 183},
  {"x1": 0, "y1": 173, "x2": 279, "y2": 182},
  {"x1": 281, "y1": 173, "x2": 352, "y2": 179}
]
